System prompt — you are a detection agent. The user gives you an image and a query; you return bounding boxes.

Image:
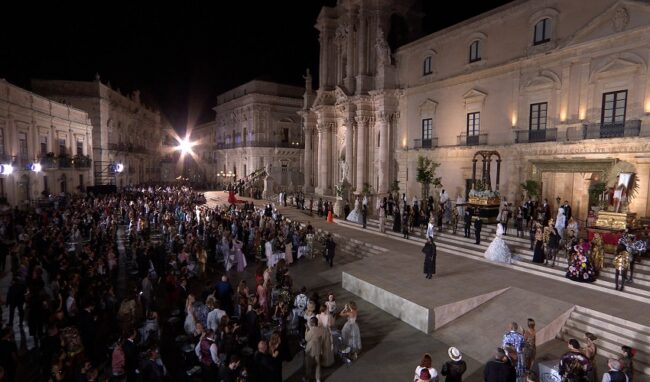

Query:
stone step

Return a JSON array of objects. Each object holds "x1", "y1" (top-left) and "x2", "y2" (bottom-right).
[
  {"x1": 336, "y1": 219, "x2": 650, "y2": 302},
  {"x1": 560, "y1": 326, "x2": 650, "y2": 375},
  {"x1": 567, "y1": 312, "x2": 650, "y2": 353},
  {"x1": 363, "y1": 218, "x2": 650, "y2": 276}
]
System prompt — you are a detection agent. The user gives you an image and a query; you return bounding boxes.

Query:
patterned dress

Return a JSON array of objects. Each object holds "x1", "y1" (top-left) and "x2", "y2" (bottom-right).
[{"x1": 503, "y1": 330, "x2": 526, "y2": 377}]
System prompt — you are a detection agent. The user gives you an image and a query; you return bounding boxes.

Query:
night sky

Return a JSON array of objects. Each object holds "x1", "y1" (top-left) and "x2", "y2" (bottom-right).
[{"x1": 0, "y1": 0, "x2": 512, "y2": 132}]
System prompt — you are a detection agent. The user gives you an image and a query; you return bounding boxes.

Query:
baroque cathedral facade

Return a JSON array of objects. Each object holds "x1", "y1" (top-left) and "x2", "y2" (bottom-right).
[{"x1": 303, "y1": 0, "x2": 650, "y2": 221}]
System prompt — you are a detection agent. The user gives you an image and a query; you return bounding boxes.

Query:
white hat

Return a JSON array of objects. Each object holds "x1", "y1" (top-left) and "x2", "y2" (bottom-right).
[{"x1": 448, "y1": 347, "x2": 462, "y2": 361}]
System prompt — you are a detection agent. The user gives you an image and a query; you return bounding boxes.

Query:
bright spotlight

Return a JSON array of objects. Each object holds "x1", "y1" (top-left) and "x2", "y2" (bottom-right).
[
  {"x1": 0, "y1": 164, "x2": 13, "y2": 175},
  {"x1": 115, "y1": 163, "x2": 124, "y2": 173},
  {"x1": 30, "y1": 163, "x2": 42, "y2": 173},
  {"x1": 178, "y1": 138, "x2": 191, "y2": 154}
]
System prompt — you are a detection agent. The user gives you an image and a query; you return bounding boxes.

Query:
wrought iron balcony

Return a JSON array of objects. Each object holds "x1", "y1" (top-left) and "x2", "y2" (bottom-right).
[
  {"x1": 514, "y1": 128, "x2": 558, "y2": 143},
  {"x1": 457, "y1": 133, "x2": 487, "y2": 146},
  {"x1": 412, "y1": 138, "x2": 438, "y2": 149},
  {"x1": 582, "y1": 120, "x2": 641, "y2": 139},
  {"x1": 215, "y1": 140, "x2": 304, "y2": 149}
]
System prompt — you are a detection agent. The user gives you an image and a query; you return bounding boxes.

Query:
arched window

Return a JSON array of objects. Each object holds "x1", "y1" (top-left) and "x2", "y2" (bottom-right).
[
  {"x1": 423, "y1": 56, "x2": 432, "y2": 75},
  {"x1": 469, "y1": 40, "x2": 481, "y2": 63},
  {"x1": 533, "y1": 18, "x2": 551, "y2": 45}
]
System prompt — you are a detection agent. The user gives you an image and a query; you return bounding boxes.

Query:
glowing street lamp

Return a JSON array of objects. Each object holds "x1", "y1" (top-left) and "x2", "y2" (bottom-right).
[
  {"x1": 0, "y1": 164, "x2": 13, "y2": 175},
  {"x1": 30, "y1": 163, "x2": 42, "y2": 173},
  {"x1": 111, "y1": 162, "x2": 124, "y2": 173}
]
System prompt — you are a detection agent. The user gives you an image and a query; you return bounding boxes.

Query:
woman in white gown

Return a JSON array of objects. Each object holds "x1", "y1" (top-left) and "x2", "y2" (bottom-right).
[
  {"x1": 346, "y1": 197, "x2": 363, "y2": 224},
  {"x1": 484, "y1": 222, "x2": 512, "y2": 264}
]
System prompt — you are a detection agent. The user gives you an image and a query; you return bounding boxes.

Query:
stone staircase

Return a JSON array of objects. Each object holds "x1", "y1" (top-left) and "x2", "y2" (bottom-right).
[
  {"x1": 336, "y1": 217, "x2": 650, "y2": 377},
  {"x1": 559, "y1": 306, "x2": 650, "y2": 376},
  {"x1": 337, "y1": 217, "x2": 650, "y2": 303}
]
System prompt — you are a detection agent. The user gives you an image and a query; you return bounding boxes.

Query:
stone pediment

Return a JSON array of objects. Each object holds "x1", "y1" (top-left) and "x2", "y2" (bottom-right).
[
  {"x1": 418, "y1": 99, "x2": 438, "y2": 115},
  {"x1": 523, "y1": 70, "x2": 561, "y2": 91},
  {"x1": 590, "y1": 53, "x2": 646, "y2": 81},
  {"x1": 563, "y1": 1, "x2": 650, "y2": 47},
  {"x1": 312, "y1": 90, "x2": 336, "y2": 108},
  {"x1": 463, "y1": 89, "x2": 487, "y2": 106}
]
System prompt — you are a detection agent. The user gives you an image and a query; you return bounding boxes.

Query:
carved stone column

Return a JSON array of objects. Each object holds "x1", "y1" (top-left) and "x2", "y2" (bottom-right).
[
  {"x1": 355, "y1": 115, "x2": 369, "y2": 192},
  {"x1": 345, "y1": 121, "x2": 354, "y2": 183},
  {"x1": 376, "y1": 111, "x2": 389, "y2": 194},
  {"x1": 357, "y1": 9, "x2": 367, "y2": 76},
  {"x1": 303, "y1": 127, "x2": 314, "y2": 191},
  {"x1": 345, "y1": 20, "x2": 355, "y2": 92},
  {"x1": 316, "y1": 123, "x2": 332, "y2": 195}
]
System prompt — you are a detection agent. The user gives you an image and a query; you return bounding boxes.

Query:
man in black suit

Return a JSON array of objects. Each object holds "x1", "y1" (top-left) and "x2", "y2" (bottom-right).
[
  {"x1": 361, "y1": 204, "x2": 368, "y2": 229},
  {"x1": 484, "y1": 348, "x2": 516, "y2": 382},
  {"x1": 325, "y1": 234, "x2": 336, "y2": 267},
  {"x1": 474, "y1": 216, "x2": 483, "y2": 245},
  {"x1": 123, "y1": 328, "x2": 139, "y2": 382},
  {"x1": 463, "y1": 209, "x2": 472, "y2": 238}
]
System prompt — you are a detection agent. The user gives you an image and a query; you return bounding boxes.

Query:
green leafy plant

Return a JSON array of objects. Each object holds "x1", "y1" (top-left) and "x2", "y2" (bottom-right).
[
  {"x1": 588, "y1": 181, "x2": 607, "y2": 207},
  {"x1": 416, "y1": 155, "x2": 442, "y2": 200},
  {"x1": 362, "y1": 182, "x2": 374, "y2": 196},
  {"x1": 520, "y1": 180, "x2": 540, "y2": 199}
]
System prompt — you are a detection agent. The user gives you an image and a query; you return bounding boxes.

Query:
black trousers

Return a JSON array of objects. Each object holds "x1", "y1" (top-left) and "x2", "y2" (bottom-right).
[
  {"x1": 475, "y1": 230, "x2": 481, "y2": 244},
  {"x1": 615, "y1": 269, "x2": 627, "y2": 290},
  {"x1": 464, "y1": 223, "x2": 470, "y2": 237}
]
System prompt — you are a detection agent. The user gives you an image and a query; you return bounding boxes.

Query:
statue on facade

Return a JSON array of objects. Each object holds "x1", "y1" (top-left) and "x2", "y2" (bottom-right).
[
  {"x1": 303, "y1": 68, "x2": 313, "y2": 93},
  {"x1": 376, "y1": 29, "x2": 391, "y2": 67},
  {"x1": 265, "y1": 162, "x2": 273, "y2": 178},
  {"x1": 340, "y1": 160, "x2": 350, "y2": 182}
]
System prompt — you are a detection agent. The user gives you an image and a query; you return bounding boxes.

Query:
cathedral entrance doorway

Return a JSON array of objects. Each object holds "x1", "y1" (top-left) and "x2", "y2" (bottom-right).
[{"x1": 529, "y1": 159, "x2": 617, "y2": 224}]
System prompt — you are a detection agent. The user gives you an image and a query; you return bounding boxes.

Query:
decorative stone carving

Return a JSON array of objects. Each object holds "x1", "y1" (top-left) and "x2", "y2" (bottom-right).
[
  {"x1": 375, "y1": 28, "x2": 391, "y2": 67},
  {"x1": 612, "y1": 7, "x2": 629, "y2": 32}
]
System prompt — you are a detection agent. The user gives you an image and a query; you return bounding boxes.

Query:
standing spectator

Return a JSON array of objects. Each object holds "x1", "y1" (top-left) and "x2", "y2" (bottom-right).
[
  {"x1": 422, "y1": 237, "x2": 436, "y2": 280},
  {"x1": 0, "y1": 328, "x2": 17, "y2": 382},
  {"x1": 441, "y1": 347, "x2": 467, "y2": 382},
  {"x1": 5, "y1": 278, "x2": 25, "y2": 327},
  {"x1": 414, "y1": 353, "x2": 439, "y2": 382},
  {"x1": 304, "y1": 317, "x2": 324, "y2": 382},
  {"x1": 602, "y1": 359, "x2": 628, "y2": 382},
  {"x1": 523, "y1": 319, "x2": 537, "y2": 372},
  {"x1": 619, "y1": 346, "x2": 635, "y2": 382},
  {"x1": 559, "y1": 339, "x2": 592, "y2": 382},
  {"x1": 324, "y1": 234, "x2": 336, "y2": 268},
  {"x1": 484, "y1": 348, "x2": 516, "y2": 382},
  {"x1": 123, "y1": 328, "x2": 139, "y2": 382}
]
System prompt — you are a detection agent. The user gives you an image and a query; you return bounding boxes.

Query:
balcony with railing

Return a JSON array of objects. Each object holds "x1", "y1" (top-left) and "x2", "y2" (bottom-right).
[
  {"x1": 412, "y1": 137, "x2": 439, "y2": 149},
  {"x1": 215, "y1": 140, "x2": 304, "y2": 149},
  {"x1": 582, "y1": 119, "x2": 641, "y2": 139},
  {"x1": 457, "y1": 133, "x2": 488, "y2": 146},
  {"x1": 108, "y1": 142, "x2": 154, "y2": 154},
  {"x1": 514, "y1": 128, "x2": 558, "y2": 143}
]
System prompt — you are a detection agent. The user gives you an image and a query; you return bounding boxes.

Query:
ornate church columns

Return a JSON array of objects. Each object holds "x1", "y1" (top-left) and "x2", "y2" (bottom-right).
[
  {"x1": 316, "y1": 122, "x2": 334, "y2": 195},
  {"x1": 344, "y1": 121, "x2": 354, "y2": 183},
  {"x1": 300, "y1": 110, "x2": 317, "y2": 192},
  {"x1": 355, "y1": 114, "x2": 370, "y2": 192},
  {"x1": 376, "y1": 111, "x2": 389, "y2": 194}
]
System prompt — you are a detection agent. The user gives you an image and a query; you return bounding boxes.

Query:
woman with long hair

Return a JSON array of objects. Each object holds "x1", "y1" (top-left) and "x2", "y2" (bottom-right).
[{"x1": 523, "y1": 318, "x2": 536, "y2": 371}]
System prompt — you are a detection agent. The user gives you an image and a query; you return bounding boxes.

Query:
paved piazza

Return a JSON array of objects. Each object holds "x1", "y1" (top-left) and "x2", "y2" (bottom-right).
[{"x1": 205, "y1": 191, "x2": 650, "y2": 382}]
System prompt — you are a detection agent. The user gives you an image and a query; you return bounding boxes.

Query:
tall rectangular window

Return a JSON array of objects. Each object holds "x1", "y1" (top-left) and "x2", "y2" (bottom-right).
[
  {"x1": 529, "y1": 103, "x2": 548, "y2": 130},
  {"x1": 76, "y1": 139, "x2": 84, "y2": 155},
  {"x1": 0, "y1": 128, "x2": 5, "y2": 157},
  {"x1": 601, "y1": 90, "x2": 627, "y2": 127},
  {"x1": 467, "y1": 112, "x2": 480, "y2": 136},
  {"x1": 423, "y1": 56, "x2": 432, "y2": 75},
  {"x1": 59, "y1": 138, "x2": 66, "y2": 156},
  {"x1": 534, "y1": 18, "x2": 551, "y2": 45},
  {"x1": 19, "y1": 132, "x2": 28, "y2": 161},
  {"x1": 421, "y1": 118, "x2": 432, "y2": 148},
  {"x1": 40, "y1": 136, "x2": 48, "y2": 156},
  {"x1": 469, "y1": 41, "x2": 481, "y2": 63},
  {"x1": 282, "y1": 128, "x2": 289, "y2": 143}
]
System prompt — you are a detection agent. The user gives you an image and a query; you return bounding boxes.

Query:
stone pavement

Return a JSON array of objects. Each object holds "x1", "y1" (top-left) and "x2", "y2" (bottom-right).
[{"x1": 207, "y1": 192, "x2": 649, "y2": 381}]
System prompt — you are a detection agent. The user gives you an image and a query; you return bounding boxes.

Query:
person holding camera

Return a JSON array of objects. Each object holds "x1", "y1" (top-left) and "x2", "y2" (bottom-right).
[{"x1": 340, "y1": 301, "x2": 361, "y2": 359}]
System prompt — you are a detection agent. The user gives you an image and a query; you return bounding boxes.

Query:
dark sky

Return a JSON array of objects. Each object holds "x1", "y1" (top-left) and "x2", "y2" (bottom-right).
[{"x1": 0, "y1": 0, "x2": 512, "y2": 132}]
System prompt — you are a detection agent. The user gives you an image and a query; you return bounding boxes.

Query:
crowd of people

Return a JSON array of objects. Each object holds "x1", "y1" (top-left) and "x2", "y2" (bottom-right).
[{"x1": 0, "y1": 184, "x2": 364, "y2": 382}]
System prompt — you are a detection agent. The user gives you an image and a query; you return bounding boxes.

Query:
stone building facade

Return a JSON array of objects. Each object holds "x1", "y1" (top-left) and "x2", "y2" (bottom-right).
[
  {"x1": 0, "y1": 79, "x2": 94, "y2": 206},
  {"x1": 31, "y1": 77, "x2": 166, "y2": 188},
  {"x1": 196, "y1": 80, "x2": 304, "y2": 191},
  {"x1": 310, "y1": 0, "x2": 650, "y2": 221}
]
